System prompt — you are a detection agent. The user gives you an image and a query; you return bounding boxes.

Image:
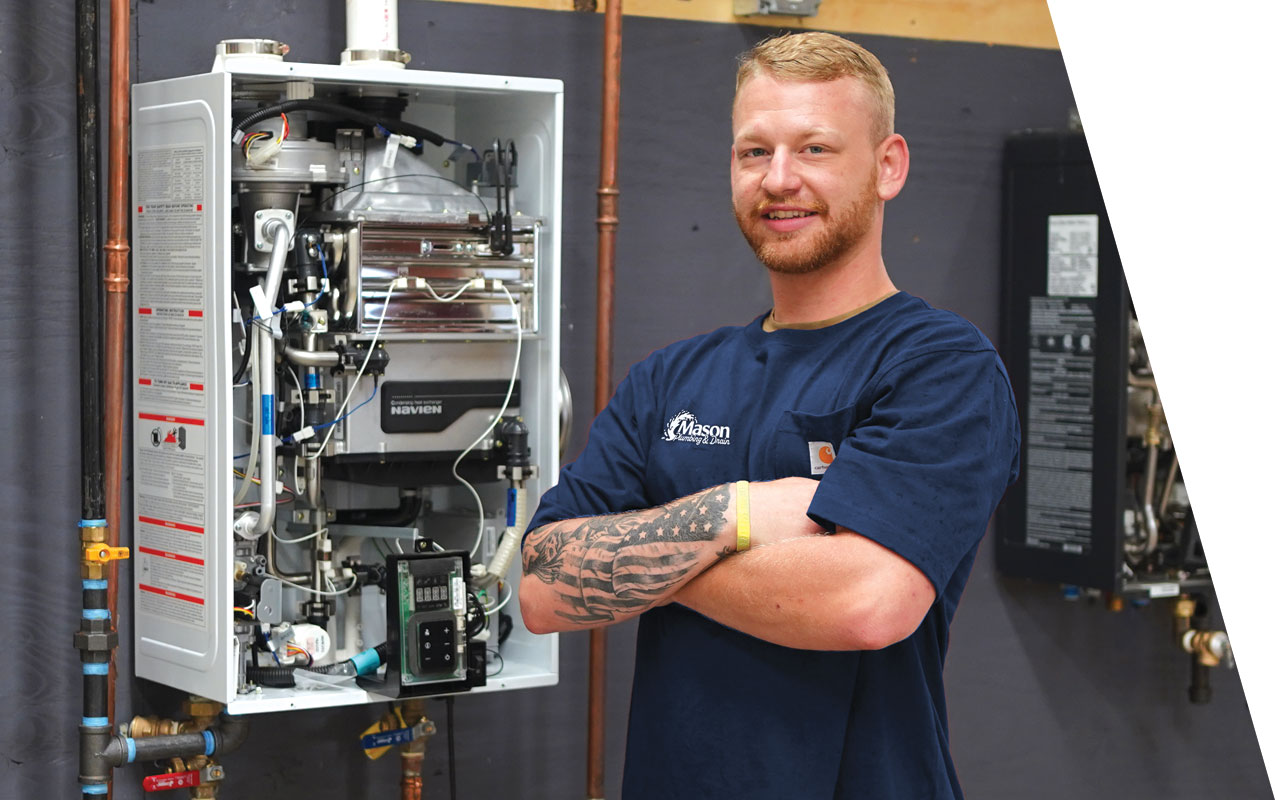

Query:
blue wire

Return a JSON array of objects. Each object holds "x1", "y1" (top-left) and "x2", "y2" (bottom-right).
[{"x1": 283, "y1": 382, "x2": 379, "y2": 443}]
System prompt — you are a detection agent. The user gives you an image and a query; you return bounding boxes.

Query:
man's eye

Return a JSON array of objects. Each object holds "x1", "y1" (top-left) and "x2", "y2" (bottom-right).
[
  {"x1": 806, "y1": 145, "x2": 826, "y2": 154},
  {"x1": 740, "y1": 148, "x2": 767, "y2": 158}
]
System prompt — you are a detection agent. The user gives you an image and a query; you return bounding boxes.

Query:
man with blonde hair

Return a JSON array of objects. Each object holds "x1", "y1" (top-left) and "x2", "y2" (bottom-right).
[{"x1": 522, "y1": 31, "x2": 1019, "y2": 799}]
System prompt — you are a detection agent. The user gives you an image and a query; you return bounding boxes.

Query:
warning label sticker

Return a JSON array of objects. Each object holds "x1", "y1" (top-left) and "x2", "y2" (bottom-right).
[
  {"x1": 135, "y1": 201, "x2": 206, "y2": 309},
  {"x1": 135, "y1": 517, "x2": 207, "y2": 629},
  {"x1": 136, "y1": 311, "x2": 207, "y2": 414},
  {"x1": 134, "y1": 141, "x2": 212, "y2": 632},
  {"x1": 135, "y1": 417, "x2": 208, "y2": 630},
  {"x1": 1024, "y1": 296, "x2": 1096, "y2": 555}
]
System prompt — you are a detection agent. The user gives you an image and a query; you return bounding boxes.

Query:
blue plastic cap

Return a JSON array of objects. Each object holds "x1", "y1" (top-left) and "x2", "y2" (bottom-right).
[{"x1": 351, "y1": 647, "x2": 382, "y2": 676}]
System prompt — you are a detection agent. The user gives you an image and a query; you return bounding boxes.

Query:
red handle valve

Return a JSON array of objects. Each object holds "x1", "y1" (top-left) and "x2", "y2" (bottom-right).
[{"x1": 142, "y1": 771, "x2": 200, "y2": 792}]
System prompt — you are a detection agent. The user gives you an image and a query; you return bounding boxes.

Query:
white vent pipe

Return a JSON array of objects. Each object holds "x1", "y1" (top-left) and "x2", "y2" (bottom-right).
[{"x1": 342, "y1": 0, "x2": 411, "y2": 67}]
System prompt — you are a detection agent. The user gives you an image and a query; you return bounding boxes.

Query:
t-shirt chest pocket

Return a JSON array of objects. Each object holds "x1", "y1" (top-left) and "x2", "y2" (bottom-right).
[{"x1": 764, "y1": 406, "x2": 859, "y2": 480}]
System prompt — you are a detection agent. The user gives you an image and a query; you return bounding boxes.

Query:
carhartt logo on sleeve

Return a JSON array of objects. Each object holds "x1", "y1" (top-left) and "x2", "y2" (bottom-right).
[
  {"x1": 808, "y1": 441, "x2": 835, "y2": 475},
  {"x1": 661, "y1": 410, "x2": 731, "y2": 446}
]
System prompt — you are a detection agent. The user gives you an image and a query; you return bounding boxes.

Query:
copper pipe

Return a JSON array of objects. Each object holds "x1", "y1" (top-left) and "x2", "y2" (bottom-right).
[
  {"x1": 588, "y1": 1, "x2": 622, "y2": 798},
  {"x1": 400, "y1": 699, "x2": 428, "y2": 800},
  {"x1": 103, "y1": 0, "x2": 132, "y2": 771},
  {"x1": 399, "y1": 750, "x2": 423, "y2": 800}
]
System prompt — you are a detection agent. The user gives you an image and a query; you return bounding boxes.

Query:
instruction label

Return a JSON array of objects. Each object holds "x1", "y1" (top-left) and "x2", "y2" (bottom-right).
[
  {"x1": 134, "y1": 142, "x2": 211, "y2": 631},
  {"x1": 1025, "y1": 296, "x2": 1096, "y2": 555},
  {"x1": 1047, "y1": 214, "x2": 1099, "y2": 297}
]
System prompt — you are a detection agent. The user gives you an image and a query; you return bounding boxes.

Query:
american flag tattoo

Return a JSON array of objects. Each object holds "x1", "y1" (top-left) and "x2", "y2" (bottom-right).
[{"x1": 523, "y1": 486, "x2": 733, "y2": 625}]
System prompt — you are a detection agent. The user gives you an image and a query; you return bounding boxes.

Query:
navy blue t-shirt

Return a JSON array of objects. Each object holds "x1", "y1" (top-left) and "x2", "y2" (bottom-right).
[{"x1": 528, "y1": 292, "x2": 1020, "y2": 799}]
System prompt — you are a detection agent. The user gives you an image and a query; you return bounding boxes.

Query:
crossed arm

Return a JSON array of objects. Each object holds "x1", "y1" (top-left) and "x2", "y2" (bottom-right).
[{"x1": 518, "y1": 477, "x2": 935, "y2": 650}]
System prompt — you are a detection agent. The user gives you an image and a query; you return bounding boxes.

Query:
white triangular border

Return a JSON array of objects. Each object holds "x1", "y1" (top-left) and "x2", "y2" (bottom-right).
[{"x1": 1048, "y1": 1, "x2": 1275, "y2": 789}]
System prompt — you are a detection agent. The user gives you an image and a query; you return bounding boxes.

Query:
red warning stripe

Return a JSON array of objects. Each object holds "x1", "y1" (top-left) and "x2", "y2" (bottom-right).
[
  {"x1": 188, "y1": 310, "x2": 203, "y2": 318},
  {"x1": 138, "y1": 546, "x2": 205, "y2": 566},
  {"x1": 138, "y1": 378, "x2": 152, "y2": 386},
  {"x1": 138, "y1": 308, "x2": 153, "y2": 315},
  {"x1": 138, "y1": 412, "x2": 205, "y2": 426},
  {"x1": 139, "y1": 584, "x2": 205, "y2": 605},
  {"x1": 189, "y1": 383, "x2": 204, "y2": 391},
  {"x1": 137, "y1": 515, "x2": 204, "y2": 535}
]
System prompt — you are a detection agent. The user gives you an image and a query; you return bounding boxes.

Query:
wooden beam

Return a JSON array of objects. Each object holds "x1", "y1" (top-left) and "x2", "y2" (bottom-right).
[{"x1": 426, "y1": 0, "x2": 1058, "y2": 50}]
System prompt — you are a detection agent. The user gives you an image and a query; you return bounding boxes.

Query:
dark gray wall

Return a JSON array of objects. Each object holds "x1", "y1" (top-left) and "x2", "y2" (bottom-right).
[{"x1": 1, "y1": 1, "x2": 1269, "y2": 798}]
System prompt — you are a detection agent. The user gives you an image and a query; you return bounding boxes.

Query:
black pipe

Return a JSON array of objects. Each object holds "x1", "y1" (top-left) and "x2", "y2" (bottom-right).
[
  {"x1": 1188, "y1": 596, "x2": 1215, "y2": 704},
  {"x1": 1189, "y1": 655, "x2": 1213, "y2": 704},
  {"x1": 101, "y1": 713, "x2": 250, "y2": 767},
  {"x1": 75, "y1": 1, "x2": 111, "y2": 796},
  {"x1": 77, "y1": 0, "x2": 103, "y2": 522},
  {"x1": 234, "y1": 99, "x2": 446, "y2": 148}
]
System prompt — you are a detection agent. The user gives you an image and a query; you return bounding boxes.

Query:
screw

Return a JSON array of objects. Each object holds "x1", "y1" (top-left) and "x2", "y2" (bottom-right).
[
  {"x1": 419, "y1": 240, "x2": 432, "y2": 255},
  {"x1": 256, "y1": 211, "x2": 263, "y2": 219}
]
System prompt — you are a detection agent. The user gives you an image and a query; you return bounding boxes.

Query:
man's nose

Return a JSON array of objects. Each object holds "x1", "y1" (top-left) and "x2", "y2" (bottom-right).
[{"x1": 761, "y1": 149, "x2": 802, "y2": 196}]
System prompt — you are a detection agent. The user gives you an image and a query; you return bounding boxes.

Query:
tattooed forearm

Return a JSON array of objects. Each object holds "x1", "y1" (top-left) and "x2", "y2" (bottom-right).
[{"x1": 522, "y1": 485, "x2": 734, "y2": 625}]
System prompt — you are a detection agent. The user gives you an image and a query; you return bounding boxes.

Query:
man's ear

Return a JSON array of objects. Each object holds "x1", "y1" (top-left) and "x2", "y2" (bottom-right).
[{"x1": 876, "y1": 134, "x2": 910, "y2": 202}]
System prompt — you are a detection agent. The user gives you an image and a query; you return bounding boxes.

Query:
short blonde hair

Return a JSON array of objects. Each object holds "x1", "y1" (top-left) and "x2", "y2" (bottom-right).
[{"x1": 735, "y1": 32, "x2": 895, "y2": 144}]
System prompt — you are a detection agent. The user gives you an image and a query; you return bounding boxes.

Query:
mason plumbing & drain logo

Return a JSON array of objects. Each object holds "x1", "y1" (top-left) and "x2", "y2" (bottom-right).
[{"x1": 661, "y1": 410, "x2": 731, "y2": 446}]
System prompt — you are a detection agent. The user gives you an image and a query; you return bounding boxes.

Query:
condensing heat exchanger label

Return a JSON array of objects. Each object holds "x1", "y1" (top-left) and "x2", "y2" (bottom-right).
[
  {"x1": 134, "y1": 142, "x2": 211, "y2": 631},
  {"x1": 1025, "y1": 297, "x2": 1096, "y2": 555}
]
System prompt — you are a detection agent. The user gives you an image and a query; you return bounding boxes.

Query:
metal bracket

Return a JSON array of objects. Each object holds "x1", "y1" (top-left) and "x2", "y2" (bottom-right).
[
  {"x1": 253, "y1": 209, "x2": 295, "y2": 252},
  {"x1": 733, "y1": 0, "x2": 820, "y2": 16}
]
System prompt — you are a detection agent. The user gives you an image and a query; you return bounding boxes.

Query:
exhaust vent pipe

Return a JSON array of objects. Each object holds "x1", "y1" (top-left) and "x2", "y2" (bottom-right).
[{"x1": 342, "y1": 0, "x2": 411, "y2": 68}]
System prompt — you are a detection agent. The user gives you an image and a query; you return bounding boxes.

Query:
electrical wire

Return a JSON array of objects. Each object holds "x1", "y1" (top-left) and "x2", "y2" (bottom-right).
[
  {"x1": 482, "y1": 581, "x2": 513, "y2": 615},
  {"x1": 459, "y1": 285, "x2": 523, "y2": 558},
  {"x1": 274, "y1": 573, "x2": 360, "y2": 598},
  {"x1": 244, "y1": 113, "x2": 289, "y2": 165},
  {"x1": 286, "y1": 643, "x2": 314, "y2": 667},
  {"x1": 235, "y1": 496, "x2": 295, "y2": 511},
  {"x1": 234, "y1": 370, "x2": 262, "y2": 508},
  {"x1": 307, "y1": 244, "x2": 329, "y2": 308},
  {"x1": 232, "y1": 292, "x2": 252, "y2": 386},
  {"x1": 272, "y1": 526, "x2": 328, "y2": 545},
  {"x1": 287, "y1": 364, "x2": 306, "y2": 432},
  {"x1": 312, "y1": 282, "x2": 397, "y2": 459},
  {"x1": 423, "y1": 279, "x2": 476, "y2": 303},
  {"x1": 233, "y1": 99, "x2": 446, "y2": 149},
  {"x1": 233, "y1": 469, "x2": 296, "y2": 496},
  {"x1": 485, "y1": 648, "x2": 505, "y2": 677}
]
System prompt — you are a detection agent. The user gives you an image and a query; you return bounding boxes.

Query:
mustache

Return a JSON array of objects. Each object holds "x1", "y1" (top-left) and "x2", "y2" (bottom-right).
[{"x1": 749, "y1": 194, "x2": 829, "y2": 215}]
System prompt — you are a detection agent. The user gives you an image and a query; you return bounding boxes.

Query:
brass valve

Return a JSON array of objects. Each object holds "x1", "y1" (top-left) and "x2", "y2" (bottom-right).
[{"x1": 1182, "y1": 629, "x2": 1233, "y2": 669}]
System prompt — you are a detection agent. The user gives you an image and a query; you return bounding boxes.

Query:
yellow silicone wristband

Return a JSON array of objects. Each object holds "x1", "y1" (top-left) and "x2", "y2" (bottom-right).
[{"x1": 735, "y1": 480, "x2": 750, "y2": 552}]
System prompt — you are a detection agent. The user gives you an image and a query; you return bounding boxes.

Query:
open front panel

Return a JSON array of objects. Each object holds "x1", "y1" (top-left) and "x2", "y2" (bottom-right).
[{"x1": 132, "y1": 62, "x2": 561, "y2": 711}]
